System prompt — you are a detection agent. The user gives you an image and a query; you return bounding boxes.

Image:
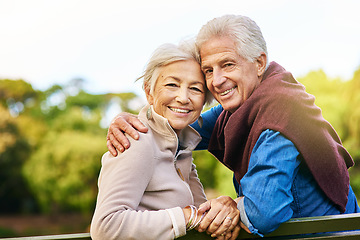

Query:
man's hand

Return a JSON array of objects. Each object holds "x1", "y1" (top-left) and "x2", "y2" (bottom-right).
[
  {"x1": 197, "y1": 196, "x2": 240, "y2": 239},
  {"x1": 107, "y1": 112, "x2": 148, "y2": 156}
]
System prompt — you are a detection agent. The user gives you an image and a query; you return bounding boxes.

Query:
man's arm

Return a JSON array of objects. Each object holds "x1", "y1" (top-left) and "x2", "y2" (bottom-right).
[
  {"x1": 191, "y1": 104, "x2": 223, "y2": 150},
  {"x1": 238, "y1": 130, "x2": 299, "y2": 235},
  {"x1": 107, "y1": 113, "x2": 148, "y2": 156},
  {"x1": 107, "y1": 105, "x2": 223, "y2": 156}
]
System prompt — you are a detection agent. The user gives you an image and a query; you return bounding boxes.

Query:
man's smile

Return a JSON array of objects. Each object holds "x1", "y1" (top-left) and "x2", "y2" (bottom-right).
[{"x1": 220, "y1": 87, "x2": 236, "y2": 96}]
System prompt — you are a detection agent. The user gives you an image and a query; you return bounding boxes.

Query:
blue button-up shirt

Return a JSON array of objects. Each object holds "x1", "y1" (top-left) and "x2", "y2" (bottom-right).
[{"x1": 191, "y1": 105, "x2": 359, "y2": 236}]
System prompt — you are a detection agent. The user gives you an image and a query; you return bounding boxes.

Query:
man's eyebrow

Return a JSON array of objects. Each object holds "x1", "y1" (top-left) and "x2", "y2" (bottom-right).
[
  {"x1": 201, "y1": 57, "x2": 235, "y2": 70},
  {"x1": 201, "y1": 64, "x2": 210, "y2": 71}
]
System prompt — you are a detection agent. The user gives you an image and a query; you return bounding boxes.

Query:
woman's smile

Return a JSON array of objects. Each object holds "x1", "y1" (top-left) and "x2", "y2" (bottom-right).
[{"x1": 168, "y1": 106, "x2": 191, "y2": 114}]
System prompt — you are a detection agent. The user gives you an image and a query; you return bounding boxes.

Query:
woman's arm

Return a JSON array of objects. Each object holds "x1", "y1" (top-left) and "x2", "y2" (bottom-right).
[
  {"x1": 91, "y1": 134, "x2": 187, "y2": 240},
  {"x1": 188, "y1": 163, "x2": 207, "y2": 207}
]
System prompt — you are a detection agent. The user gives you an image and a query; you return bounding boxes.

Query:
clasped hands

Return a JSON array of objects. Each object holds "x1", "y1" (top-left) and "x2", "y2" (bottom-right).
[{"x1": 185, "y1": 196, "x2": 247, "y2": 240}]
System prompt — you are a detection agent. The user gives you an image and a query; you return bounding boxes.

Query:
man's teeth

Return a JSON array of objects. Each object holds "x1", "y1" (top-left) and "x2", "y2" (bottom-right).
[
  {"x1": 169, "y1": 107, "x2": 190, "y2": 113},
  {"x1": 220, "y1": 87, "x2": 236, "y2": 96}
]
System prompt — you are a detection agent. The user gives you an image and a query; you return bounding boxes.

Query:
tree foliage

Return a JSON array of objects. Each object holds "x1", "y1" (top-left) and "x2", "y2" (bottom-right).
[
  {"x1": 23, "y1": 130, "x2": 105, "y2": 213},
  {"x1": 0, "y1": 105, "x2": 34, "y2": 213}
]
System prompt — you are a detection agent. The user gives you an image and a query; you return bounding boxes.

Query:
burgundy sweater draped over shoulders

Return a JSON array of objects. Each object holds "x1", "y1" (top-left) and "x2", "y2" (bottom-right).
[{"x1": 208, "y1": 61, "x2": 354, "y2": 213}]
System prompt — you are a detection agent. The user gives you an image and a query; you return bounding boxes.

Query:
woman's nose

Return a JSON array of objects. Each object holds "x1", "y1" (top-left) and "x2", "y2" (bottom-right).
[{"x1": 176, "y1": 88, "x2": 190, "y2": 104}]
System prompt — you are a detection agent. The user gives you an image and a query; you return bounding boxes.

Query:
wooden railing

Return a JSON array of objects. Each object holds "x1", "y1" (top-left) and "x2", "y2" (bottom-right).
[
  {"x1": 0, "y1": 233, "x2": 91, "y2": 240},
  {"x1": 1, "y1": 213, "x2": 360, "y2": 240}
]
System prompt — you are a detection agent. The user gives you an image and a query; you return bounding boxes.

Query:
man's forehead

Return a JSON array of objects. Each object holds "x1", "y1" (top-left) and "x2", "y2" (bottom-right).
[{"x1": 201, "y1": 51, "x2": 237, "y2": 67}]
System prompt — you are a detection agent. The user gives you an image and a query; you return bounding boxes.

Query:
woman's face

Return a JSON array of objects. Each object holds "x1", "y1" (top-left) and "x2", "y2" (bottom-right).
[{"x1": 146, "y1": 60, "x2": 206, "y2": 135}]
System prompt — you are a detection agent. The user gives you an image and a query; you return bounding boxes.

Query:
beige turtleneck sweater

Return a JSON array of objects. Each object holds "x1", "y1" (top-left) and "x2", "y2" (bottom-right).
[{"x1": 91, "y1": 105, "x2": 207, "y2": 240}]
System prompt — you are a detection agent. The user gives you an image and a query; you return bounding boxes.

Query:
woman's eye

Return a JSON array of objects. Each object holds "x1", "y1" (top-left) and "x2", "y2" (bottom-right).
[
  {"x1": 190, "y1": 87, "x2": 203, "y2": 92},
  {"x1": 165, "y1": 83, "x2": 178, "y2": 87}
]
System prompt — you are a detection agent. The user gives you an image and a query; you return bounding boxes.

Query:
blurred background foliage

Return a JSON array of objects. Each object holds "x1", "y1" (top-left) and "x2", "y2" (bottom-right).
[{"x1": 0, "y1": 68, "x2": 359, "y2": 219}]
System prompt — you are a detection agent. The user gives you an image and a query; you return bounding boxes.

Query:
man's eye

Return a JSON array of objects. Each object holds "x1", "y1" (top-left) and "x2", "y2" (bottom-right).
[{"x1": 204, "y1": 69, "x2": 213, "y2": 76}]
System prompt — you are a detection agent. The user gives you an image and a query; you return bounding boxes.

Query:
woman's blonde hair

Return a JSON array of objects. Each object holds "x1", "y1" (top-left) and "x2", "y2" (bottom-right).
[{"x1": 137, "y1": 39, "x2": 213, "y2": 105}]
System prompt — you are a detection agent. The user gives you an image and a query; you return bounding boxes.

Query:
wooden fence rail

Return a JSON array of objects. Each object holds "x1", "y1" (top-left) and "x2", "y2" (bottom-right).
[{"x1": 1, "y1": 213, "x2": 360, "y2": 240}]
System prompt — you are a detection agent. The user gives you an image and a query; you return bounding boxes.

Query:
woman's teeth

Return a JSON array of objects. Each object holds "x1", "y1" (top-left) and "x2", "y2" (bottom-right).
[{"x1": 169, "y1": 107, "x2": 190, "y2": 113}]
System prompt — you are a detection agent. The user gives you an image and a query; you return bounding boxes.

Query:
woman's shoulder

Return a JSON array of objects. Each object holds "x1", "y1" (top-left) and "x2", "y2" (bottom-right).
[
  {"x1": 101, "y1": 125, "x2": 156, "y2": 165},
  {"x1": 125, "y1": 127, "x2": 155, "y2": 154},
  {"x1": 100, "y1": 139, "x2": 156, "y2": 180}
]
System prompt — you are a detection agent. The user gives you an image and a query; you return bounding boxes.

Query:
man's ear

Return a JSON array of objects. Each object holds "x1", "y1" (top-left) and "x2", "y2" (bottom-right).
[
  {"x1": 144, "y1": 84, "x2": 154, "y2": 105},
  {"x1": 256, "y1": 52, "x2": 267, "y2": 77}
]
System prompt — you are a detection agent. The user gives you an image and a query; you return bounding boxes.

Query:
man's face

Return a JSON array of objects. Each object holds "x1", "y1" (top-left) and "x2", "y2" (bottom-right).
[{"x1": 200, "y1": 36, "x2": 265, "y2": 113}]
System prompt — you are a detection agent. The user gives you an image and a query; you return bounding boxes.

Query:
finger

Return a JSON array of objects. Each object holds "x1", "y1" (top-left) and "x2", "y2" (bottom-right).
[
  {"x1": 210, "y1": 215, "x2": 232, "y2": 237},
  {"x1": 215, "y1": 234, "x2": 225, "y2": 240},
  {"x1": 107, "y1": 132, "x2": 124, "y2": 153},
  {"x1": 111, "y1": 123, "x2": 136, "y2": 146},
  {"x1": 110, "y1": 114, "x2": 143, "y2": 141},
  {"x1": 197, "y1": 204, "x2": 220, "y2": 232},
  {"x1": 128, "y1": 117, "x2": 148, "y2": 134},
  {"x1": 108, "y1": 132, "x2": 127, "y2": 152},
  {"x1": 208, "y1": 205, "x2": 239, "y2": 235},
  {"x1": 224, "y1": 230, "x2": 232, "y2": 240},
  {"x1": 228, "y1": 225, "x2": 241, "y2": 240},
  {"x1": 117, "y1": 114, "x2": 148, "y2": 139},
  {"x1": 198, "y1": 201, "x2": 211, "y2": 214},
  {"x1": 107, "y1": 138, "x2": 119, "y2": 156},
  {"x1": 198, "y1": 197, "x2": 233, "y2": 233},
  {"x1": 213, "y1": 213, "x2": 239, "y2": 235},
  {"x1": 227, "y1": 212, "x2": 240, "y2": 232}
]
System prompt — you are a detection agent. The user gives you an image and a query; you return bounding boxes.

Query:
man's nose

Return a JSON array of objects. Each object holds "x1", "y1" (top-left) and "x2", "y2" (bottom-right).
[{"x1": 213, "y1": 69, "x2": 226, "y2": 87}]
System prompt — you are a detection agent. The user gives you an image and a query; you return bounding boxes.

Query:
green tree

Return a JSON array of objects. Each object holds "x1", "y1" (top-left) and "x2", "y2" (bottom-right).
[
  {"x1": 23, "y1": 130, "x2": 106, "y2": 214},
  {"x1": 298, "y1": 70, "x2": 347, "y2": 138},
  {"x1": 0, "y1": 105, "x2": 36, "y2": 213},
  {"x1": 0, "y1": 79, "x2": 37, "y2": 105},
  {"x1": 341, "y1": 68, "x2": 360, "y2": 196}
]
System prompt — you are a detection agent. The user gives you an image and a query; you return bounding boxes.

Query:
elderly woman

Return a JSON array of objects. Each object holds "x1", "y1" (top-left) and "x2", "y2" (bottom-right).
[{"x1": 90, "y1": 40, "x2": 239, "y2": 240}]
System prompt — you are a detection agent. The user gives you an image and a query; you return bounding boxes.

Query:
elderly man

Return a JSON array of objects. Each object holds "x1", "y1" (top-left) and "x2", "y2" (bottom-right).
[{"x1": 106, "y1": 15, "x2": 359, "y2": 238}]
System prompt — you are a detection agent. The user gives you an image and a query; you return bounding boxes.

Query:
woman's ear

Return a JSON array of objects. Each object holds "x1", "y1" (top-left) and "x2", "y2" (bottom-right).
[
  {"x1": 144, "y1": 84, "x2": 154, "y2": 105},
  {"x1": 256, "y1": 52, "x2": 267, "y2": 77}
]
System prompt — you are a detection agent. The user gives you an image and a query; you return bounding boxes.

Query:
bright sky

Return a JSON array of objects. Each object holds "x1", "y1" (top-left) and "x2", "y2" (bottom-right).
[{"x1": 1, "y1": 0, "x2": 360, "y2": 98}]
